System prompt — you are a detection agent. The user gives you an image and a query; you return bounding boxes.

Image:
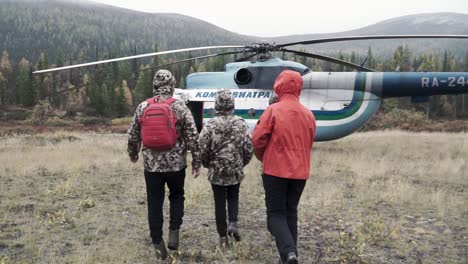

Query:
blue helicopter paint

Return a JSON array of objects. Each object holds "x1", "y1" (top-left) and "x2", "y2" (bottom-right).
[{"x1": 176, "y1": 57, "x2": 468, "y2": 142}]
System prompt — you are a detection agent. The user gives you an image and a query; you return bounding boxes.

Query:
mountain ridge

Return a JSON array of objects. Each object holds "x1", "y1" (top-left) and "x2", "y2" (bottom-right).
[{"x1": 0, "y1": 0, "x2": 467, "y2": 63}]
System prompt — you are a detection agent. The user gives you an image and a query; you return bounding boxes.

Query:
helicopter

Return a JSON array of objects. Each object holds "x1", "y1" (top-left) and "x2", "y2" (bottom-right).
[{"x1": 34, "y1": 35, "x2": 468, "y2": 141}]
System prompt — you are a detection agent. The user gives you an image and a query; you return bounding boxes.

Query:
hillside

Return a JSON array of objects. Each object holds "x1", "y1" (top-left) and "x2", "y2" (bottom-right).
[
  {"x1": 269, "y1": 13, "x2": 468, "y2": 57},
  {"x1": 0, "y1": 0, "x2": 253, "y2": 63},
  {"x1": 1, "y1": 1, "x2": 467, "y2": 63}
]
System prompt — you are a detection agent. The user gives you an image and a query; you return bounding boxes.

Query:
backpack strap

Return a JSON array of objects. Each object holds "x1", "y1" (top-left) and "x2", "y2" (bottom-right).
[
  {"x1": 145, "y1": 96, "x2": 176, "y2": 105},
  {"x1": 164, "y1": 98, "x2": 176, "y2": 105},
  {"x1": 146, "y1": 97, "x2": 158, "y2": 105}
]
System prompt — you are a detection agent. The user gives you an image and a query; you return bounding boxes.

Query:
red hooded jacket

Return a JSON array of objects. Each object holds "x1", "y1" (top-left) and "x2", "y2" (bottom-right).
[{"x1": 252, "y1": 70, "x2": 316, "y2": 180}]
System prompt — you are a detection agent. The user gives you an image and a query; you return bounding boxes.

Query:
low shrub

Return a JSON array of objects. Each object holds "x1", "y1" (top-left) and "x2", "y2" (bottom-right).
[
  {"x1": 79, "y1": 117, "x2": 110, "y2": 126},
  {"x1": 111, "y1": 117, "x2": 133, "y2": 126}
]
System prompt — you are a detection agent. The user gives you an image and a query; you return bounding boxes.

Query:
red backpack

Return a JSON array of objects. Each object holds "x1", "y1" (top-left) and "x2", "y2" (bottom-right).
[{"x1": 140, "y1": 96, "x2": 178, "y2": 151}]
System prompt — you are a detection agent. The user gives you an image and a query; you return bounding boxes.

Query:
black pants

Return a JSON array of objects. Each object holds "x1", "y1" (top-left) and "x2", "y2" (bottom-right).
[
  {"x1": 144, "y1": 169, "x2": 186, "y2": 244},
  {"x1": 262, "y1": 174, "x2": 306, "y2": 261},
  {"x1": 211, "y1": 183, "x2": 240, "y2": 237}
]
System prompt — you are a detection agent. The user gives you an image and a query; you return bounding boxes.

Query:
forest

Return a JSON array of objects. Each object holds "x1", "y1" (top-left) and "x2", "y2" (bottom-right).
[
  {"x1": 1, "y1": 0, "x2": 468, "y2": 125},
  {"x1": 1, "y1": 46, "x2": 468, "y2": 121}
]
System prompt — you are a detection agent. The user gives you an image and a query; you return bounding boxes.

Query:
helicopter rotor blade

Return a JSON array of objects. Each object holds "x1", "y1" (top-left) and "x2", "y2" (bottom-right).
[
  {"x1": 138, "y1": 50, "x2": 248, "y2": 73},
  {"x1": 55, "y1": 50, "x2": 248, "y2": 94},
  {"x1": 33, "y1": 45, "x2": 246, "y2": 74},
  {"x1": 281, "y1": 48, "x2": 374, "y2": 72},
  {"x1": 277, "y1": 35, "x2": 468, "y2": 48}
]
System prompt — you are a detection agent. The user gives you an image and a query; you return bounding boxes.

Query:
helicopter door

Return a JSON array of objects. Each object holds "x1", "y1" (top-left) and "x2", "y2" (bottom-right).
[{"x1": 188, "y1": 101, "x2": 204, "y2": 132}]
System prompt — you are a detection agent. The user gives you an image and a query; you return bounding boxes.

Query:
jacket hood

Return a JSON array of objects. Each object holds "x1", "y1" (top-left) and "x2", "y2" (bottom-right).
[
  {"x1": 273, "y1": 70, "x2": 303, "y2": 101},
  {"x1": 214, "y1": 89, "x2": 235, "y2": 115},
  {"x1": 152, "y1": 69, "x2": 176, "y2": 96}
]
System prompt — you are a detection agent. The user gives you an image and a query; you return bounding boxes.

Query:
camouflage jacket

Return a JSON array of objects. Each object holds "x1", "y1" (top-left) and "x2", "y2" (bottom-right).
[
  {"x1": 127, "y1": 94, "x2": 201, "y2": 172},
  {"x1": 199, "y1": 114, "x2": 253, "y2": 186}
]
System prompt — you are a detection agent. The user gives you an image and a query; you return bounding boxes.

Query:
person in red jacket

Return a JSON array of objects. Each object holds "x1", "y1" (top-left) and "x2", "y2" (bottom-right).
[{"x1": 252, "y1": 70, "x2": 316, "y2": 264}]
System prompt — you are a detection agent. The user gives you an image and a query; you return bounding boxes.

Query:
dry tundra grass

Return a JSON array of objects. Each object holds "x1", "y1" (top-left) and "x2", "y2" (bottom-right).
[{"x1": 0, "y1": 131, "x2": 466, "y2": 264}]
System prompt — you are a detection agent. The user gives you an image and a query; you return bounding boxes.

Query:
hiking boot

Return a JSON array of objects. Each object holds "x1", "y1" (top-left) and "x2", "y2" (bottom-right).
[
  {"x1": 285, "y1": 252, "x2": 298, "y2": 264},
  {"x1": 167, "y1": 229, "x2": 179, "y2": 250},
  {"x1": 219, "y1": 236, "x2": 229, "y2": 250},
  {"x1": 153, "y1": 239, "x2": 168, "y2": 260},
  {"x1": 227, "y1": 221, "x2": 241, "y2": 241}
]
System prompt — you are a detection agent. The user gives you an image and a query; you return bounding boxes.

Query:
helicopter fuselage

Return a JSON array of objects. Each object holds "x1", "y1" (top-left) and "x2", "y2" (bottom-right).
[{"x1": 174, "y1": 57, "x2": 468, "y2": 141}]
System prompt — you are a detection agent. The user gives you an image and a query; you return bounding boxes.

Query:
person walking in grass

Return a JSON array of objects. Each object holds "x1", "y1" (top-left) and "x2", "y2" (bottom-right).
[
  {"x1": 127, "y1": 69, "x2": 201, "y2": 260},
  {"x1": 198, "y1": 89, "x2": 253, "y2": 248},
  {"x1": 252, "y1": 70, "x2": 316, "y2": 264}
]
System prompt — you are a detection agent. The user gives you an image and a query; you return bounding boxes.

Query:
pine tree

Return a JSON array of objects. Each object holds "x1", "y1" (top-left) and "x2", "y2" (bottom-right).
[
  {"x1": 350, "y1": 52, "x2": 357, "y2": 64},
  {"x1": 179, "y1": 76, "x2": 185, "y2": 89},
  {"x1": 133, "y1": 65, "x2": 152, "y2": 104},
  {"x1": 0, "y1": 51, "x2": 12, "y2": 104},
  {"x1": 114, "y1": 81, "x2": 129, "y2": 117},
  {"x1": 390, "y1": 46, "x2": 404, "y2": 71},
  {"x1": 401, "y1": 45, "x2": 411, "y2": 71},
  {"x1": 103, "y1": 82, "x2": 115, "y2": 116},
  {"x1": 337, "y1": 52, "x2": 345, "y2": 71},
  {"x1": 0, "y1": 72, "x2": 6, "y2": 105},
  {"x1": 37, "y1": 53, "x2": 49, "y2": 71},
  {"x1": 121, "y1": 80, "x2": 133, "y2": 107},
  {"x1": 36, "y1": 54, "x2": 48, "y2": 100},
  {"x1": 56, "y1": 48, "x2": 64, "y2": 67},
  {"x1": 151, "y1": 44, "x2": 162, "y2": 70},
  {"x1": 89, "y1": 83, "x2": 107, "y2": 115},
  {"x1": 367, "y1": 46, "x2": 375, "y2": 69},
  {"x1": 16, "y1": 58, "x2": 35, "y2": 107},
  {"x1": 0, "y1": 51, "x2": 12, "y2": 76},
  {"x1": 442, "y1": 50, "x2": 449, "y2": 71}
]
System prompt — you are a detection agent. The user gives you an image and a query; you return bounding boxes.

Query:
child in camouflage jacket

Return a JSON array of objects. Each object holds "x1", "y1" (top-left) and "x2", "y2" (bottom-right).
[{"x1": 198, "y1": 89, "x2": 253, "y2": 247}]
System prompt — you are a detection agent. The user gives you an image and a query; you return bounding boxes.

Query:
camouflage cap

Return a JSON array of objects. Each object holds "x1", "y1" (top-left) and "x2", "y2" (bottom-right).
[
  {"x1": 152, "y1": 69, "x2": 176, "y2": 96},
  {"x1": 214, "y1": 89, "x2": 235, "y2": 115}
]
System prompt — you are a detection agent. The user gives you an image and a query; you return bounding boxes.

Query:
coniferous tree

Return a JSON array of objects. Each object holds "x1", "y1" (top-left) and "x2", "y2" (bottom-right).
[
  {"x1": 402, "y1": 46, "x2": 411, "y2": 71},
  {"x1": 36, "y1": 54, "x2": 49, "y2": 100},
  {"x1": 442, "y1": 50, "x2": 449, "y2": 71},
  {"x1": 89, "y1": 83, "x2": 107, "y2": 115},
  {"x1": 114, "y1": 81, "x2": 129, "y2": 117},
  {"x1": 367, "y1": 46, "x2": 375, "y2": 69},
  {"x1": 337, "y1": 52, "x2": 345, "y2": 71},
  {"x1": 133, "y1": 65, "x2": 152, "y2": 105},
  {"x1": 0, "y1": 72, "x2": 6, "y2": 105},
  {"x1": 179, "y1": 76, "x2": 185, "y2": 89},
  {"x1": 350, "y1": 52, "x2": 358, "y2": 68},
  {"x1": 37, "y1": 53, "x2": 49, "y2": 71},
  {"x1": 0, "y1": 51, "x2": 13, "y2": 103},
  {"x1": 16, "y1": 58, "x2": 35, "y2": 107}
]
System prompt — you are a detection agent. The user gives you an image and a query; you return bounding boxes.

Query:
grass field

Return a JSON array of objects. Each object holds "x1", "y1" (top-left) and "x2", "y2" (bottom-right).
[{"x1": 0, "y1": 131, "x2": 466, "y2": 264}]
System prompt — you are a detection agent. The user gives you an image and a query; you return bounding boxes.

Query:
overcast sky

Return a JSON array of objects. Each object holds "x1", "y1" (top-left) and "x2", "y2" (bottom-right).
[{"x1": 92, "y1": 0, "x2": 468, "y2": 37}]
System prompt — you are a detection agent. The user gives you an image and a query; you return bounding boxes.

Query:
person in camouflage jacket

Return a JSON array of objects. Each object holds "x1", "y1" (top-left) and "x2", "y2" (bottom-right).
[
  {"x1": 127, "y1": 69, "x2": 201, "y2": 259},
  {"x1": 198, "y1": 89, "x2": 253, "y2": 246}
]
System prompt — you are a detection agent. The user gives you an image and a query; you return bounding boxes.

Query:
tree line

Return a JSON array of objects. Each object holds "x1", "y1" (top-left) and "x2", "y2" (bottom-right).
[{"x1": 1, "y1": 45, "x2": 468, "y2": 119}]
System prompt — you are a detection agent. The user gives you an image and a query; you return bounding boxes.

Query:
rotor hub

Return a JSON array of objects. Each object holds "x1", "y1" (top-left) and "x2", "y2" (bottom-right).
[{"x1": 245, "y1": 43, "x2": 278, "y2": 54}]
